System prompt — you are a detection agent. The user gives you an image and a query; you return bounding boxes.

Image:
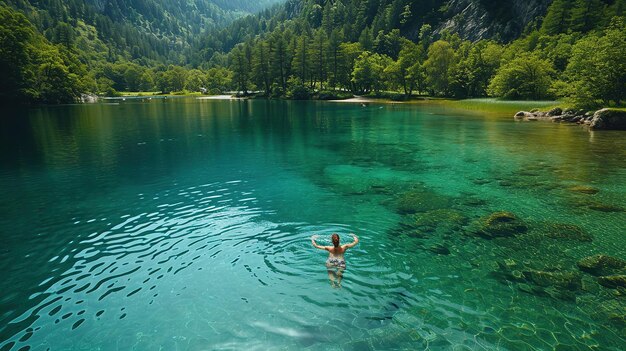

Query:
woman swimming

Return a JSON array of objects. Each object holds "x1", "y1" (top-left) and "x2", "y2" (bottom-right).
[{"x1": 311, "y1": 233, "x2": 359, "y2": 288}]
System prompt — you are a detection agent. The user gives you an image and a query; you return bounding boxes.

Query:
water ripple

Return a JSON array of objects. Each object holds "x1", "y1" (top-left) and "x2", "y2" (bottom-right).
[{"x1": 1, "y1": 179, "x2": 273, "y2": 350}]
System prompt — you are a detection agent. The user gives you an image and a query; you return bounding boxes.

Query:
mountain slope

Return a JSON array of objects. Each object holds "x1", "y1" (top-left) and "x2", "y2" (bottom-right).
[
  {"x1": 435, "y1": 0, "x2": 552, "y2": 41},
  {"x1": 197, "y1": 0, "x2": 551, "y2": 57},
  {"x1": 5, "y1": 0, "x2": 284, "y2": 63}
]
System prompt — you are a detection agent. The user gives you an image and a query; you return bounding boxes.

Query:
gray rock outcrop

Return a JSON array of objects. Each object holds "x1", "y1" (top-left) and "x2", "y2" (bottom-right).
[
  {"x1": 514, "y1": 107, "x2": 626, "y2": 130},
  {"x1": 589, "y1": 109, "x2": 626, "y2": 130}
]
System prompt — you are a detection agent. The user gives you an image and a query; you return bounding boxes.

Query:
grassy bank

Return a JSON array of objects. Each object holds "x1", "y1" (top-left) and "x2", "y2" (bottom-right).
[
  {"x1": 329, "y1": 95, "x2": 561, "y2": 117},
  {"x1": 420, "y1": 98, "x2": 561, "y2": 116}
]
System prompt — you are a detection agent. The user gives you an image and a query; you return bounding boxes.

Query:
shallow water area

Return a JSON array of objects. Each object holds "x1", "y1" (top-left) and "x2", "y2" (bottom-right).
[{"x1": 1, "y1": 98, "x2": 625, "y2": 350}]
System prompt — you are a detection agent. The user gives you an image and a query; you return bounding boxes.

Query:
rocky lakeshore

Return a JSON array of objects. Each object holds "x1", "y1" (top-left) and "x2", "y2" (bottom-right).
[{"x1": 514, "y1": 108, "x2": 626, "y2": 130}]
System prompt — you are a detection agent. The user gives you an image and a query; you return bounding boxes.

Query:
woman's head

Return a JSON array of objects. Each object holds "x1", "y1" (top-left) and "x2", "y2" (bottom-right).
[{"x1": 331, "y1": 233, "x2": 340, "y2": 247}]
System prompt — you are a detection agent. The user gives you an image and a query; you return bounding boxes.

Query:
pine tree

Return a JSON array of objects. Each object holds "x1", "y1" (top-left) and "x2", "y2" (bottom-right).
[
  {"x1": 359, "y1": 26, "x2": 374, "y2": 51},
  {"x1": 230, "y1": 46, "x2": 249, "y2": 93},
  {"x1": 570, "y1": 0, "x2": 605, "y2": 33},
  {"x1": 400, "y1": 4, "x2": 411, "y2": 25},
  {"x1": 269, "y1": 32, "x2": 288, "y2": 92},
  {"x1": 291, "y1": 34, "x2": 310, "y2": 85},
  {"x1": 327, "y1": 29, "x2": 343, "y2": 89},
  {"x1": 252, "y1": 40, "x2": 271, "y2": 95},
  {"x1": 338, "y1": 42, "x2": 363, "y2": 92},
  {"x1": 541, "y1": 0, "x2": 574, "y2": 35},
  {"x1": 610, "y1": 0, "x2": 626, "y2": 17},
  {"x1": 312, "y1": 29, "x2": 327, "y2": 89}
]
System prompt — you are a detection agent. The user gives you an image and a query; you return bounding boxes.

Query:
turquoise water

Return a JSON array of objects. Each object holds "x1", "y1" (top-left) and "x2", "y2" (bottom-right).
[{"x1": 0, "y1": 99, "x2": 625, "y2": 350}]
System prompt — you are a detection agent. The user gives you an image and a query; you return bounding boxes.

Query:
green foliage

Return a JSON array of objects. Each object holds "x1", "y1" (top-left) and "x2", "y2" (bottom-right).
[
  {"x1": 351, "y1": 51, "x2": 392, "y2": 94},
  {"x1": 541, "y1": 0, "x2": 574, "y2": 35},
  {"x1": 6, "y1": 0, "x2": 283, "y2": 66},
  {"x1": 291, "y1": 35, "x2": 311, "y2": 85},
  {"x1": 383, "y1": 40, "x2": 422, "y2": 95},
  {"x1": 541, "y1": 0, "x2": 614, "y2": 35},
  {"x1": 1, "y1": 0, "x2": 622, "y2": 106},
  {"x1": 0, "y1": 4, "x2": 35, "y2": 102},
  {"x1": 0, "y1": 4, "x2": 86, "y2": 103},
  {"x1": 423, "y1": 40, "x2": 456, "y2": 96},
  {"x1": 286, "y1": 77, "x2": 313, "y2": 100},
  {"x1": 570, "y1": 0, "x2": 606, "y2": 33},
  {"x1": 206, "y1": 67, "x2": 233, "y2": 93},
  {"x1": 337, "y1": 42, "x2": 363, "y2": 92},
  {"x1": 556, "y1": 18, "x2": 626, "y2": 107},
  {"x1": 229, "y1": 46, "x2": 251, "y2": 93},
  {"x1": 252, "y1": 40, "x2": 271, "y2": 94},
  {"x1": 185, "y1": 69, "x2": 207, "y2": 92},
  {"x1": 488, "y1": 53, "x2": 555, "y2": 100},
  {"x1": 315, "y1": 90, "x2": 353, "y2": 100}
]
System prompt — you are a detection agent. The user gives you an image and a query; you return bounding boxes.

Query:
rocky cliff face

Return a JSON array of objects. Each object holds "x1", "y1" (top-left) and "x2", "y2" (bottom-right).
[{"x1": 436, "y1": 0, "x2": 553, "y2": 42}]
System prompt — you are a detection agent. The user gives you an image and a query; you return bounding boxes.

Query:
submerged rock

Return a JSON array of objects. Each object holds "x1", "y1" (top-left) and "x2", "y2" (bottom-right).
[
  {"x1": 472, "y1": 178, "x2": 491, "y2": 185},
  {"x1": 586, "y1": 202, "x2": 625, "y2": 213},
  {"x1": 496, "y1": 262, "x2": 583, "y2": 300},
  {"x1": 427, "y1": 244, "x2": 451, "y2": 255},
  {"x1": 474, "y1": 211, "x2": 528, "y2": 238},
  {"x1": 589, "y1": 299, "x2": 626, "y2": 328},
  {"x1": 598, "y1": 275, "x2": 626, "y2": 289},
  {"x1": 577, "y1": 255, "x2": 626, "y2": 276},
  {"x1": 395, "y1": 187, "x2": 451, "y2": 214},
  {"x1": 523, "y1": 270, "x2": 582, "y2": 291},
  {"x1": 568, "y1": 185, "x2": 599, "y2": 195},
  {"x1": 392, "y1": 208, "x2": 467, "y2": 241},
  {"x1": 589, "y1": 108, "x2": 626, "y2": 130},
  {"x1": 543, "y1": 223, "x2": 593, "y2": 242},
  {"x1": 569, "y1": 198, "x2": 625, "y2": 213},
  {"x1": 412, "y1": 209, "x2": 468, "y2": 230},
  {"x1": 322, "y1": 164, "x2": 413, "y2": 196}
]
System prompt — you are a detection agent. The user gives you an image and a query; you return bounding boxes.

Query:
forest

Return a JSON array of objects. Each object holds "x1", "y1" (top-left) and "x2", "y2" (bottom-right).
[{"x1": 0, "y1": 0, "x2": 624, "y2": 107}]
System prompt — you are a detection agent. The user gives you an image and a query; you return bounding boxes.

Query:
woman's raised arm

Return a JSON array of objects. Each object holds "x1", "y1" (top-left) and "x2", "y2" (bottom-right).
[
  {"x1": 344, "y1": 233, "x2": 359, "y2": 248},
  {"x1": 311, "y1": 235, "x2": 328, "y2": 250}
]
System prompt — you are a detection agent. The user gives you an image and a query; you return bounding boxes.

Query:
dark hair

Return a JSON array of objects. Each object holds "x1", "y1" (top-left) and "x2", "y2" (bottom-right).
[{"x1": 331, "y1": 233, "x2": 340, "y2": 247}]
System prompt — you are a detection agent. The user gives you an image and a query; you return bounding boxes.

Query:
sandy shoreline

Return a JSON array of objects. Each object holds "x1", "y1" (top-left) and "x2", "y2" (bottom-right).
[
  {"x1": 196, "y1": 95, "x2": 243, "y2": 100},
  {"x1": 327, "y1": 96, "x2": 403, "y2": 104}
]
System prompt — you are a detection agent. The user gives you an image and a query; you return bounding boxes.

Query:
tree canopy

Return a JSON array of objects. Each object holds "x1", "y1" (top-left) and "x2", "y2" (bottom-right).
[{"x1": 1, "y1": 0, "x2": 624, "y2": 107}]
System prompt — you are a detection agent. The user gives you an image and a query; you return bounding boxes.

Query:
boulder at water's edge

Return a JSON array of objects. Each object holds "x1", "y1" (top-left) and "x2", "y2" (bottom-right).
[{"x1": 589, "y1": 109, "x2": 626, "y2": 130}]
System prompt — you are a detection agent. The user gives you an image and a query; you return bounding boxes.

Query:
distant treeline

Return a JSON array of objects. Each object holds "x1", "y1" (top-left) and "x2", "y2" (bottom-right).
[
  {"x1": 218, "y1": 0, "x2": 626, "y2": 106},
  {"x1": 1, "y1": 0, "x2": 624, "y2": 107}
]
